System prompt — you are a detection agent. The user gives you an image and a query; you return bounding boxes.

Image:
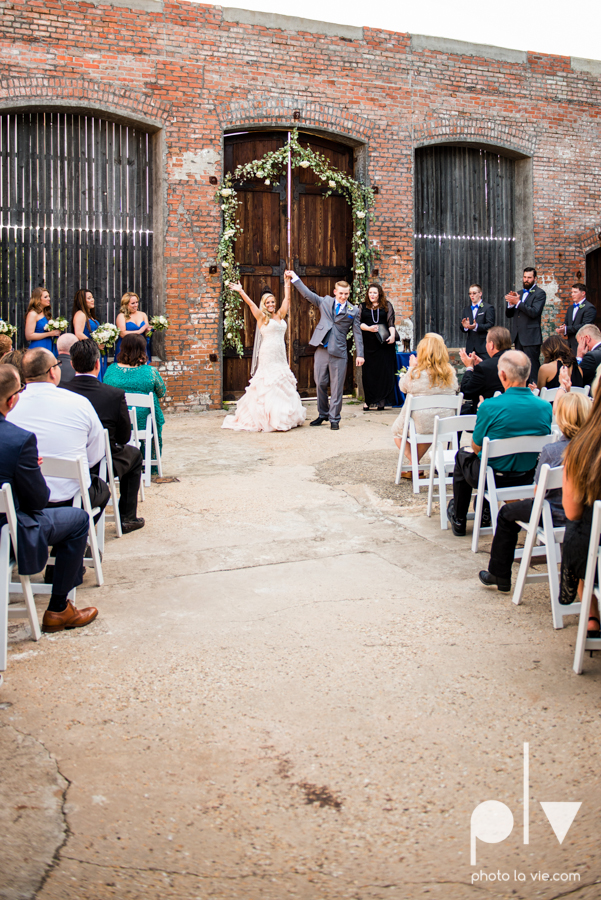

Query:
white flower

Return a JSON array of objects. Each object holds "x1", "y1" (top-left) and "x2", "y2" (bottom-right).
[
  {"x1": 221, "y1": 204, "x2": 227, "y2": 210},
  {"x1": 328, "y1": 180, "x2": 336, "y2": 188},
  {"x1": 356, "y1": 211, "x2": 366, "y2": 219},
  {"x1": 223, "y1": 229, "x2": 235, "y2": 239},
  {"x1": 221, "y1": 188, "x2": 233, "y2": 197},
  {"x1": 221, "y1": 261, "x2": 228, "y2": 268},
  {"x1": 265, "y1": 179, "x2": 270, "y2": 185},
  {"x1": 227, "y1": 332, "x2": 232, "y2": 339},
  {"x1": 300, "y1": 160, "x2": 310, "y2": 168}
]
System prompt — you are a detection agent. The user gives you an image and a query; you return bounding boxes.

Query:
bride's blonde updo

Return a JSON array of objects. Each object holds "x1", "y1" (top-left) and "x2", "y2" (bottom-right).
[{"x1": 259, "y1": 289, "x2": 277, "y2": 320}]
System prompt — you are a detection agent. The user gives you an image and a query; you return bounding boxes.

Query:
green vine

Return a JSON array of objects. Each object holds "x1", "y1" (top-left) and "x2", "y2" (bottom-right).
[{"x1": 216, "y1": 129, "x2": 375, "y2": 356}]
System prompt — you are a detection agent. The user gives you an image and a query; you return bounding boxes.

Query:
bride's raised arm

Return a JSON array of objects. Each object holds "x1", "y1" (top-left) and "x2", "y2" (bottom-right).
[
  {"x1": 228, "y1": 281, "x2": 265, "y2": 324},
  {"x1": 276, "y1": 273, "x2": 291, "y2": 320}
]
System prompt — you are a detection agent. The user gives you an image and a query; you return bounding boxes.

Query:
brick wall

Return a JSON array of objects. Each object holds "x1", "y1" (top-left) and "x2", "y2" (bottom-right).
[{"x1": 0, "y1": 0, "x2": 599, "y2": 408}]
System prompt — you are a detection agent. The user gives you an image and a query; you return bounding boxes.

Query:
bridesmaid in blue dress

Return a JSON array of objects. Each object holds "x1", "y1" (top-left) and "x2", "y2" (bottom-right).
[
  {"x1": 25, "y1": 288, "x2": 60, "y2": 357},
  {"x1": 72, "y1": 288, "x2": 108, "y2": 380},
  {"x1": 115, "y1": 291, "x2": 152, "y2": 361}
]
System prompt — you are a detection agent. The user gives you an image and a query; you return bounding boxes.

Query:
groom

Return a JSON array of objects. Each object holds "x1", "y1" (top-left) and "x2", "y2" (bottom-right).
[{"x1": 285, "y1": 270, "x2": 364, "y2": 430}]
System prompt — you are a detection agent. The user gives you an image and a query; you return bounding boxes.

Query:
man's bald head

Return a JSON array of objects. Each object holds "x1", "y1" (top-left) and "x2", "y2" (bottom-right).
[
  {"x1": 0, "y1": 363, "x2": 21, "y2": 415},
  {"x1": 498, "y1": 350, "x2": 531, "y2": 386},
  {"x1": 57, "y1": 332, "x2": 78, "y2": 354},
  {"x1": 22, "y1": 348, "x2": 58, "y2": 383}
]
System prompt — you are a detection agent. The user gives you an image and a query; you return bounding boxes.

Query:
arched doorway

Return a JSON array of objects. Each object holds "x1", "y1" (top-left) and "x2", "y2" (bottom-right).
[
  {"x1": 222, "y1": 131, "x2": 355, "y2": 399},
  {"x1": 0, "y1": 111, "x2": 153, "y2": 341},
  {"x1": 414, "y1": 145, "x2": 516, "y2": 347},
  {"x1": 586, "y1": 246, "x2": 601, "y2": 326}
]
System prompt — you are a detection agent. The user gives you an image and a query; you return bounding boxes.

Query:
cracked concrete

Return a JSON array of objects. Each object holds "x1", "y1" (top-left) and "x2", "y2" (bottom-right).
[{"x1": 2, "y1": 403, "x2": 601, "y2": 900}]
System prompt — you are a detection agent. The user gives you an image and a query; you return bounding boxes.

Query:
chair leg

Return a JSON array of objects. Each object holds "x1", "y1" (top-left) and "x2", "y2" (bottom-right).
[
  {"x1": 426, "y1": 457, "x2": 435, "y2": 518},
  {"x1": 411, "y1": 434, "x2": 420, "y2": 493},
  {"x1": 395, "y1": 428, "x2": 408, "y2": 484},
  {"x1": 110, "y1": 477, "x2": 122, "y2": 538},
  {"x1": 0, "y1": 540, "x2": 9, "y2": 673},
  {"x1": 512, "y1": 522, "x2": 538, "y2": 607},
  {"x1": 85, "y1": 515, "x2": 104, "y2": 587},
  {"x1": 96, "y1": 510, "x2": 105, "y2": 556},
  {"x1": 19, "y1": 575, "x2": 41, "y2": 641},
  {"x1": 439, "y1": 469, "x2": 448, "y2": 530}
]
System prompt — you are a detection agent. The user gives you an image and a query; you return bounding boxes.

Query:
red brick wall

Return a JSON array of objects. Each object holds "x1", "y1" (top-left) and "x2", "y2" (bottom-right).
[{"x1": 1, "y1": 0, "x2": 600, "y2": 408}]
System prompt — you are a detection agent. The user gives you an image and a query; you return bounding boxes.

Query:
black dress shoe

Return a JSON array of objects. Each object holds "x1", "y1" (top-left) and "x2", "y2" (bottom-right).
[
  {"x1": 310, "y1": 416, "x2": 328, "y2": 426},
  {"x1": 122, "y1": 517, "x2": 145, "y2": 534},
  {"x1": 479, "y1": 570, "x2": 511, "y2": 593},
  {"x1": 447, "y1": 500, "x2": 466, "y2": 536},
  {"x1": 330, "y1": 422, "x2": 340, "y2": 430},
  {"x1": 481, "y1": 508, "x2": 492, "y2": 528}
]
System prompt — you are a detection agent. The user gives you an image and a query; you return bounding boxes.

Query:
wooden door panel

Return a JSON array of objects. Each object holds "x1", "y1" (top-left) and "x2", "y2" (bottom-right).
[
  {"x1": 586, "y1": 247, "x2": 601, "y2": 327},
  {"x1": 223, "y1": 131, "x2": 354, "y2": 399}
]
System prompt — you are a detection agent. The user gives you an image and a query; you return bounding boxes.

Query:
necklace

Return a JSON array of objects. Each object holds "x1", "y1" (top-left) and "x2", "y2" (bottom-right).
[{"x1": 370, "y1": 306, "x2": 380, "y2": 323}]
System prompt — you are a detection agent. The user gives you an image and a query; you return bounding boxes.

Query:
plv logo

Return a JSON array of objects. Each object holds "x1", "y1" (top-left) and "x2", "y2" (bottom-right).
[{"x1": 471, "y1": 743, "x2": 581, "y2": 864}]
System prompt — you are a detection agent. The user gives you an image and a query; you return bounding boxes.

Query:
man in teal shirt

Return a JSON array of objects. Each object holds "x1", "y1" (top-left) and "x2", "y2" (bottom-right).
[{"x1": 448, "y1": 350, "x2": 552, "y2": 536}]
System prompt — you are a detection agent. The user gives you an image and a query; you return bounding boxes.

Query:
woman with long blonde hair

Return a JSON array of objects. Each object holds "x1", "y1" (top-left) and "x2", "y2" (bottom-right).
[
  {"x1": 391, "y1": 332, "x2": 458, "y2": 473},
  {"x1": 114, "y1": 292, "x2": 151, "y2": 361},
  {"x1": 25, "y1": 287, "x2": 60, "y2": 356}
]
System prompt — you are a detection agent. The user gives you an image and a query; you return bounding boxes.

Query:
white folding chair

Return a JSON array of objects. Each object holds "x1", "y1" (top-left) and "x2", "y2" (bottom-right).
[
  {"x1": 511, "y1": 465, "x2": 574, "y2": 628},
  {"x1": 471, "y1": 433, "x2": 553, "y2": 553},
  {"x1": 573, "y1": 500, "x2": 601, "y2": 674},
  {"x1": 125, "y1": 392, "x2": 163, "y2": 485},
  {"x1": 0, "y1": 484, "x2": 42, "y2": 682},
  {"x1": 427, "y1": 414, "x2": 477, "y2": 529},
  {"x1": 41, "y1": 456, "x2": 104, "y2": 586},
  {"x1": 395, "y1": 393, "x2": 463, "y2": 493},
  {"x1": 539, "y1": 386, "x2": 559, "y2": 402},
  {"x1": 128, "y1": 409, "x2": 145, "y2": 501},
  {"x1": 96, "y1": 430, "x2": 122, "y2": 553},
  {"x1": 570, "y1": 385, "x2": 591, "y2": 396}
]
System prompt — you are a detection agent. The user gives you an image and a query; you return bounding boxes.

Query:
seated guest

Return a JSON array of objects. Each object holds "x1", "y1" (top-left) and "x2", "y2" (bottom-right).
[
  {"x1": 0, "y1": 350, "x2": 24, "y2": 382},
  {"x1": 104, "y1": 333, "x2": 166, "y2": 462},
  {"x1": 459, "y1": 326, "x2": 512, "y2": 412},
  {"x1": 0, "y1": 334, "x2": 12, "y2": 356},
  {"x1": 537, "y1": 334, "x2": 583, "y2": 392},
  {"x1": 56, "y1": 333, "x2": 78, "y2": 384},
  {"x1": 0, "y1": 365, "x2": 97, "y2": 633},
  {"x1": 7, "y1": 348, "x2": 109, "y2": 518},
  {"x1": 558, "y1": 387, "x2": 601, "y2": 636},
  {"x1": 448, "y1": 350, "x2": 553, "y2": 536},
  {"x1": 576, "y1": 324, "x2": 601, "y2": 387},
  {"x1": 62, "y1": 339, "x2": 145, "y2": 533},
  {"x1": 391, "y1": 333, "x2": 458, "y2": 476},
  {"x1": 479, "y1": 391, "x2": 591, "y2": 591}
]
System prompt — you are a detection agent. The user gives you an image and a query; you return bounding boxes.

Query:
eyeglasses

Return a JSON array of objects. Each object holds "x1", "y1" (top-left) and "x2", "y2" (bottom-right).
[
  {"x1": 7, "y1": 384, "x2": 26, "y2": 401},
  {"x1": 45, "y1": 361, "x2": 62, "y2": 374}
]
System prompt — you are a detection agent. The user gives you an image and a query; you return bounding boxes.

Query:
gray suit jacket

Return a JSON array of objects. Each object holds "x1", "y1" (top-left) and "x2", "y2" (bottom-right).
[
  {"x1": 506, "y1": 284, "x2": 546, "y2": 346},
  {"x1": 292, "y1": 278, "x2": 364, "y2": 359}
]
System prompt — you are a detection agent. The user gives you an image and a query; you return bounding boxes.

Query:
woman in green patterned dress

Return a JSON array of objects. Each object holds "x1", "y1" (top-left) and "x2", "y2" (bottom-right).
[{"x1": 104, "y1": 333, "x2": 166, "y2": 458}]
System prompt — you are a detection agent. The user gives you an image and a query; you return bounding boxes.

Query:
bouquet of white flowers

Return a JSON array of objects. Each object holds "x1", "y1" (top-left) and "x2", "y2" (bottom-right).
[
  {"x1": 90, "y1": 323, "x2": 120, "y2": 349},
  {"x1": 44, "y1": 316, "x2": 69, "y2": 333},
  {"x1": 150, "y1": 315, "x2": 170, "y2": 332},
  {"x1": 0, "y1": 320, "x2": 17, "y2": 339}
]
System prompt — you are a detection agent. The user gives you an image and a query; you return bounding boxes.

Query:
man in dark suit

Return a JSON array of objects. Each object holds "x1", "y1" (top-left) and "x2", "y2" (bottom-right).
[
  {"x1": 505, "y1": 266, "x2": 546, "y2": 381},
  {"x1": 557, "y1": 283, "x2": 597, "y2": 355},
  {"x1": 576, "y1": 324, "x2": 601, "y2": 387},
  {"x1": 56, "y1": 333, "x2": 78, "y2": 383},
  {"x1": 61, "y1": 339, "x2": 144, "y2": 533},
  {"x1": 460, "y1": 284, "x2": 495, "y2": 358},
  {"x1": 0, "y1": 364, "x2": 97, "y2": 634},
  {"x1": 458, "y1": 326, "x2": 512, "y2": 412}
]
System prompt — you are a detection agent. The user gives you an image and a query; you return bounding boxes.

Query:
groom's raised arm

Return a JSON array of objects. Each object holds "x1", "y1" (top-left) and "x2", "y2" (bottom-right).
[{"x1": 285, "y1": 271, "x2": 323, "y2": 309}]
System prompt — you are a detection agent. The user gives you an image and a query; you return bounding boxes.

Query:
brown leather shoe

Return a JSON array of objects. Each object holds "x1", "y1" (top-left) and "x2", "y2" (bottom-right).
[{"x1": 42, "y1": 601, "x2": 98, "y2": 633}]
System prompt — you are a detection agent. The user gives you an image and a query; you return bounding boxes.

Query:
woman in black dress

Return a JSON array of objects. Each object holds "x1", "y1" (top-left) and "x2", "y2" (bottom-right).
[
  {"x1": 537, "y1": 335, "x2": 584, "y2": 391},
  {"x1": 359, "y1": 283, "x2": 397, "y2": 410},
  {"x1": 560, "y1": 386, "x2": 601, "y2": 636}
]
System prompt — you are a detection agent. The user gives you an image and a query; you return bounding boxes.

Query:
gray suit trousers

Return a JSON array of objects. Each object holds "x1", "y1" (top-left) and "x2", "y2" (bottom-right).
[{"x1": 314, "y1": 346, "x2": 347, "y2": 423}]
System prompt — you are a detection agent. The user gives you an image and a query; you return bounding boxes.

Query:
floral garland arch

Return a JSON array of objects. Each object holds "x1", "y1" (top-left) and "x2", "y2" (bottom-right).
[{"x1": 216, "y1": 130, "x2": 375, "y2": 356}]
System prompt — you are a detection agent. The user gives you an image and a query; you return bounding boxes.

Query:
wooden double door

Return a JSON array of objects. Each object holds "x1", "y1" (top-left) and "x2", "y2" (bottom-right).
[{"x1": 223, "y1": 131, "x2": 355, "y2": 399}]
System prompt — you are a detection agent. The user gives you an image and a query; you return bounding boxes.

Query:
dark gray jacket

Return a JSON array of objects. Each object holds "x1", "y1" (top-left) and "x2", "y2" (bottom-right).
[
  {"x1": 292, "y1": 278, "x2": 364, "y2": 359},
  {"x1": 506, "y1": 284, "x2": 546, "y2": 346}
]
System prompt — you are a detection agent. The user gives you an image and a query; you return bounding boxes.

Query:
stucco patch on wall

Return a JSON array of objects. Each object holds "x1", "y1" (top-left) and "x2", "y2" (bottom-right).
[{"x1": 170, "y1": 149, "x2": 220, "y2": 181}]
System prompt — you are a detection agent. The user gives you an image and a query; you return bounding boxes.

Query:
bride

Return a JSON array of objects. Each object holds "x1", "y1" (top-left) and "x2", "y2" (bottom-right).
[{"x1": 222, "y1": 275, "x2": 306, "y2": 432}]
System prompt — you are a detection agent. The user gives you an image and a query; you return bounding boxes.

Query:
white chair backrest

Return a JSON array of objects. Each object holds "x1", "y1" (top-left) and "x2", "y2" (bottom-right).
[
  {"x1": 434, "y1": 413, "x2": 477, "y2": 437},
  {"x1": 493, "y1": 390, "x2": 502, "y2": 398},
  {"x1": 125, "y1": 391, "x2": 153, "y2": 410},
  {"x1": 482, "y1": 432, "x2": 552, "y2": 463},
  {"x1": 0, "y1": 483, "x2": 18, "y2": 550},
  {"x1": 540, "y1": 387, "x2": 558, "y2": 402},
  {"x1": 570, "y1": 385, "x2": 591, "y2": 396},
  {"x1": 406, "y1": 394, "x2": 463, "y2": 413},
  {"x1": 40, "y1": 456, "x2": 91, "y2": 514}
]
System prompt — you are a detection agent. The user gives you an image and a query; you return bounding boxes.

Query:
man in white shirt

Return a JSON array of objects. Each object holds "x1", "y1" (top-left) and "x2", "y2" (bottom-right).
[{"x1": 8, "y1": 348, "x2": 109, "y2": 514}]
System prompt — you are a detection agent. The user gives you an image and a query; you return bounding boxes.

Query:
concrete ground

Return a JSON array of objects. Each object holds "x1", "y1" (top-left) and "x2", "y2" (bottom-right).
[{"x1": 2, "y1": 401, "x2": 601, "y2": 900}]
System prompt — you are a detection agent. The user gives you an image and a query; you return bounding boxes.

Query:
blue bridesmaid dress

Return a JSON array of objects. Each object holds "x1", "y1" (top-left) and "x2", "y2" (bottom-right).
[
  {"x1": 29, "y1": 316, "x2": 58, "y2": 357},
  {"x1": 114, "y1": 320, "x2": 152, "y2": 363},
  {"x1": 84, "y1": 317, "x2": 108, "y2": 381}
]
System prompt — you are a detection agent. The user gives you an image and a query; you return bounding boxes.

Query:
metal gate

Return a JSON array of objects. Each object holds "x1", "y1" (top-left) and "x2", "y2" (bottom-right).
[
  {"x1": 0, "y1": 112, "x2": 153, "y2": 343},
  {"x1": 414, "y1": 145, "x2": 515, "y2": 347}
]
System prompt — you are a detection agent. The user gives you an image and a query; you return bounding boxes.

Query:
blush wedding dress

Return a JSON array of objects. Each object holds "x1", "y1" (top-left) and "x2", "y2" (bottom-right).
[{"x1": 222, "y1": 318, "x2": 306, "y2": 432}]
